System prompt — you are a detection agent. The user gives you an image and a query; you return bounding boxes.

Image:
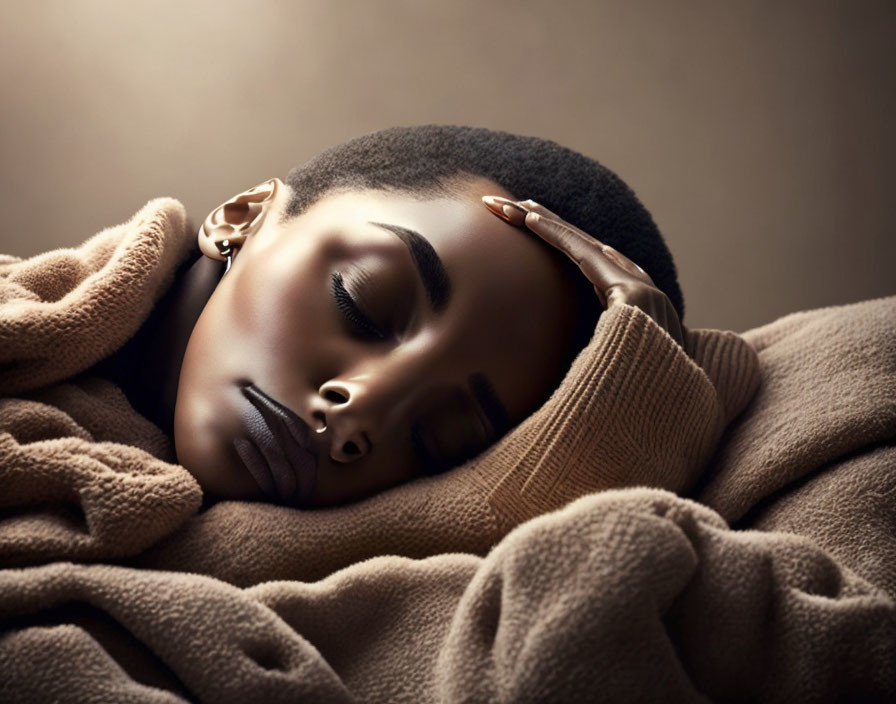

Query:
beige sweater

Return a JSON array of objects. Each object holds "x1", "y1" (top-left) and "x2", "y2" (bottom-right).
[{"x1": 1, "y1": 198, "x2": 894, "y2": 702}]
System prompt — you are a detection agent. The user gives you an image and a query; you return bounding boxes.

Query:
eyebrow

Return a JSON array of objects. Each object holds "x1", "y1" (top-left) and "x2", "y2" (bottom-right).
[{"x1": 367, "y1": 221, "x2": 452, "y2": 313}]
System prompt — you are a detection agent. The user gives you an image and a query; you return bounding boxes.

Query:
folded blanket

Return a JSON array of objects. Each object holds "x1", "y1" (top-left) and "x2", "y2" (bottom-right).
[{"x1": 2, "y1": 199, "x2": 894, "y2": 701}]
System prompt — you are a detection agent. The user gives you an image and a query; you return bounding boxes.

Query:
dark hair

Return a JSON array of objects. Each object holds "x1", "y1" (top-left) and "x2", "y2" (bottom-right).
[{"x1": 283, "y1": 124, "x2": 684, "y2": 366}]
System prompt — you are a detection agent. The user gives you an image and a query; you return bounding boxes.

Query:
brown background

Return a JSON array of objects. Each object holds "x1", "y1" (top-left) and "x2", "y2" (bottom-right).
[{"x1": 1, "y1": 0, "x2": 893, "y2": 332}]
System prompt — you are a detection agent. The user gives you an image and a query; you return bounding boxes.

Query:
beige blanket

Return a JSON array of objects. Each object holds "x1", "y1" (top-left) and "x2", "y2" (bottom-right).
[{"x1": 1, "y1": 199, "x2": 894, "y2": 701}]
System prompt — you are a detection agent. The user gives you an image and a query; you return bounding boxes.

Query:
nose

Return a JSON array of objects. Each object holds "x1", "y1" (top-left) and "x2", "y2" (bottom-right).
[
  {"x1": 313, "y1": 345, "x2": 445, "y2": 464},
  {"x1": 313, "y1": 380, "x2": 373, "y2": 463}
]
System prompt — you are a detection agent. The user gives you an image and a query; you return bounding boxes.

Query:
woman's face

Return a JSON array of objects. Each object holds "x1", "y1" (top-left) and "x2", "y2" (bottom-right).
[{"x1": 174, "y1": 177, "x2": 582, "y2": 508}]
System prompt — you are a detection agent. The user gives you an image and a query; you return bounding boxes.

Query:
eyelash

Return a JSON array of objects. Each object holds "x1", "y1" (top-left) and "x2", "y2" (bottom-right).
[{"x1": 330, "y1": 271, "x2": 387, "y2": 341}]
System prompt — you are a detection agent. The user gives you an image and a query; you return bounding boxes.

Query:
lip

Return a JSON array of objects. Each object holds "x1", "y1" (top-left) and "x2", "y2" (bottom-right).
[{"x1": 233, "y1": 383, "x2": 318, "y2": 507}]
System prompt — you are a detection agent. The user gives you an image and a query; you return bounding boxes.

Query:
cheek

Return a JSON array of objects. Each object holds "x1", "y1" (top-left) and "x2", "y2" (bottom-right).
[
  {"x1": 173, "y1": 360, "x2": 251, "y2": 497},
  {"x1": 173, "y1": 296, "x2": 256, "y2": 495},
  {"x1": 228, "y1": 251, "x2": 341, "y2": 379}
]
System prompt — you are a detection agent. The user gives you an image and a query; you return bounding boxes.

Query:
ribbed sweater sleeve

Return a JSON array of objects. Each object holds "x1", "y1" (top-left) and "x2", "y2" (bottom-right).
[{"x1": 469, "y1": 303, "x2": 745, "y2": 532}]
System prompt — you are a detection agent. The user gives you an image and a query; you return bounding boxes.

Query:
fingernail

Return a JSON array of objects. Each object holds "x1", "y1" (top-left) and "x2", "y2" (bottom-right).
[
  {"x1": 481, "y1": 195, "x2": 502, "y2": 216},
  {"x1": 482, "y1": 196, "x2": 528, "y2": 219}
]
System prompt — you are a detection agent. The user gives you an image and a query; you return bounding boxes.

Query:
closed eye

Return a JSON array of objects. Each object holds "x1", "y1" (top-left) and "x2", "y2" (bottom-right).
[{"x1": 330, "y1": 271, "x2": 387, "y2": 341}]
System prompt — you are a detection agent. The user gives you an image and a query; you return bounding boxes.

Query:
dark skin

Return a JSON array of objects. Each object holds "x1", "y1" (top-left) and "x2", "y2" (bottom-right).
[
  {"x1": 481, "y1": 196, "x2": 685, "y2": 346},
  {"x1": 107, "y1": 176, "x2": 685, "y2": 510}
]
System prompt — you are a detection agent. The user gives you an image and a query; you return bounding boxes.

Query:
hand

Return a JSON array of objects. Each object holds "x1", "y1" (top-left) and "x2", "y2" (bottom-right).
[{"x1": 482, "y1": 196, "x2": 686, "y2": 348}]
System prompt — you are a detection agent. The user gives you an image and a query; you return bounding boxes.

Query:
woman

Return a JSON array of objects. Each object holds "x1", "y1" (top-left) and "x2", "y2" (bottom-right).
[
  {"x1": 3, "y1": 127, "x2": 893, "y2": 701},
  {"x1": 90, "y1": 125, "x2": 686, "y2": 509}
]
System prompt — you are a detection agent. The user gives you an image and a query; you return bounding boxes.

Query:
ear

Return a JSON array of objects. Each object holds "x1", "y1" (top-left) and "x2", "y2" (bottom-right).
[{"x1": 198, "y1": 177, "x2": 282, "y2": 262}]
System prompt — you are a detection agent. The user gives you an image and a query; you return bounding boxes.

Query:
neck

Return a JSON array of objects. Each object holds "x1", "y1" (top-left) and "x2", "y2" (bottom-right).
[{"x1": 97, "y1": 249, "x2": 225, "y2": 437}]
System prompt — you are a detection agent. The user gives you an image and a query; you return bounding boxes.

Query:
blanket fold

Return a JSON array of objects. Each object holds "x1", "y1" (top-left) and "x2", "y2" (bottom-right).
[{"x1": 0, "y1": 375, "x2": 201, "y2": 564}]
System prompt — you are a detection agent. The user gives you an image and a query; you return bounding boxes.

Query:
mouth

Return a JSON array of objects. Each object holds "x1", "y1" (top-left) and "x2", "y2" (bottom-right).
[{"x1": 232, "y1": 383, "x2": 318, "y2": 508}]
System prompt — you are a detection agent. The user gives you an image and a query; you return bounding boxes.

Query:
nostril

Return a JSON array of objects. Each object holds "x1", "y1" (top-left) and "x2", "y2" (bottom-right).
[
  {"x1": 324, "y1": 389, "x2": 348, "y2": 404},
  {"x1": 343, "y1": 440, "x2": 360, "y2": 456}
]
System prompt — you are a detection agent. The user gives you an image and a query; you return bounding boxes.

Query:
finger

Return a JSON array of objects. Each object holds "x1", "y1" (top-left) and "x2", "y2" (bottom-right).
[
  {"x1": 482, "y1": 196, "x2": 528, "y2": 226},
  {"x1": 483, "y1": 196, "x2": 654, "y2": 288},
  {"x1": 483, "y1": 197, "x2": 617, "y2": 285},
  {"x1": 519, "y1": 200, "x2": 613, "y2": 247},
  {"x1": 601, "y1": 244, "x2": 654, "y2": 283},
  {"x1": 522, "y1": 210, "x2": 631, "y2": 296},
  {"x1": 523, "y1": 201, "x2": 649, "y2": 277},
  {"x1": 484, "y1": 196, "x2": 604, "y2": 250},
  {"x1": 507, "y1": 198, "x2": 654, "y2": 283}
]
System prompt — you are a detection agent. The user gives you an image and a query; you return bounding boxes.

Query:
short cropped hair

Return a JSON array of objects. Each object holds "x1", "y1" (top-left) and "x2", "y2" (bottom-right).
[{"x1": 282, "y1": 125, "x2": 684, "y2": 364}]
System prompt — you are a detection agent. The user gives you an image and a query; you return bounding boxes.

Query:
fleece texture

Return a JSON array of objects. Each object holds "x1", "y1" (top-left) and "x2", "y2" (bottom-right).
[{"x1": 1, "y1": 198, "x2": 894, "y2": 702}]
